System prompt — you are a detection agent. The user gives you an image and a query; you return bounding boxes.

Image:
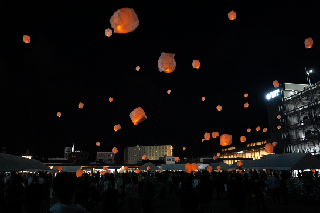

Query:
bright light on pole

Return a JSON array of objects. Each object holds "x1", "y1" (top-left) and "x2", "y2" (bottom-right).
[{"x1": 266, "y1": 94, "x2": 271, "y2": 100}]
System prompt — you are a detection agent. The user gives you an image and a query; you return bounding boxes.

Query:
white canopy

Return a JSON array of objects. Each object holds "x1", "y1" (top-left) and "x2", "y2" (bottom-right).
[
  {"x1": 250, "y1": 153, "x2": 320, "y2": 170},
  {"x1": 229, "y1": 160, "x2": 256, "y2": 170},
  {"x1": 209, "y1": 162, "x2": 230, "y2": 170},
  {"x1": 139, "y1": 163, "x2": 160, "y2": 171}
]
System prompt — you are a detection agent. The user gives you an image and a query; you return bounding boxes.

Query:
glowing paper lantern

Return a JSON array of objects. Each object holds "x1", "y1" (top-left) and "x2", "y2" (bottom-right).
[
  {"x1": 213, "y1": 156, "x2": 218, "y2": 160},
  {"x1": 220, "y1": 134, "x2": 232, "y2": 146},
  {"x1": 244, "y1": 93, "x2": 248, "y2": 98},
  {"x1": 237, "y1": 161, "x2": 243, "y2": 167},
  {"x1": 103, "y1": 167, "x2": 108, "y2": 170},
  {"x1": 78, "y1": 102, "x2": 84, "y2": 109},
  {"x1": 76, "y1": 169, "x2": 83, "y2": 177},
  {"x1": 217, "y1": 153, "x2": 220, "y2": 157},
  {"x1": 90, "y1": 173, "x2": 92, "y2": 177},
  {"x1": 244, "y1": 102, "x2": 249, "y2": 108},
  {"x1": 175, "y1": 157, "x2": 180, "y2": 162},
  {"x1": 216, "y1": 105, "x2": 222, "y2": 111},
  {"x1": 247, "y1": 128, "x2": 251, "y2": 133},
  {"x1": 142, "y1": 155, "x2": 147, "y2": 160},
  {"x1": 109, "y1": 97, "x2": 113, "y2": 102},
  {"x1": 273, "y1": 80, "x2": 279, "y2": 88},
  {"x1": 114, "y1": 124, "x2": 121, "y2": 132},
  {"x1": 167, "y1": 90, "x2": 171, "y2": 94},
  {"x1": 240, "y1": 136, "x2": 246, "y2": 143},
  {"x1": 305, "y1": 37, "x2": 313, "y2": 49},
  {"x1": 110, "y1": 8, "x2": 139, "y2": 34},
  {"x1": 105, "y1": 28, "x2": 112, "y2": 37},
  {"x1": 100, "y1": 170, "x2": 106, "y2": 175},
  {"x1": 192, "y1": 60, "x2": 200, "y2": 69},
  {"x1": 185, "y1": 163, "x2": 192, "y2": 173},
  {"x1": 312, "y1": 169, "x2": 316, "y2": 173},
  {"x1": 56, "y1": 166, "x2": 62, "y2": 172},
  {"x1": 147, "y1": 166, "x2": 150, "y2": 170},
  {"x1": 130, "y1": 107, "x2": 147, "y2": 125},
  {"x1": 265, "y1": 143, "x2": 274, "y2": 153},
  {"x1": 277, "y1": 125, "x2": 281, "y2": 129},
  {"x1": 272, "y1": 142, "x2": 277, "y2": 146},
  {"x1": 263, "y1": 128, "x2": 267, "y2": 132},
  {"x1": 277, "y1": 115, "x2": 281, "y2": 119},
  {"x1": 136, "y1": 66, "x2": 140, "y2": 71},
  {"x1": 135, "y1": 169, "x2": 140, "y2": 173},
  {"x1": 202, "y1": 97, "x2": 205, "y2": 101},
  {"x1": 204, "y1": 132, "x2": 210, "y2": 140},
  {"x1": 256, "y1": 126, "x2": 260, "y2": 132},
  {"x1": 57, "y1": 112, "x2": 62, "y2": 117},
  {"x1": 202, "y1": 139, "x2": 204, "y2": 142},
  {"x1": 183, "y1": 147, "x2": 186, "y2": 151},
  {"x1": 96, "y1": 142, "x2": 100, "y2": 146},
  {"x1": 191, "y1": 163, "x2": 198, "y2": 171},
  {"x1": 158, "y1": 52, "x2": 176, "y2": 73},
  {"x1": 228, "y1": 10, "x2": 236, "y2": 20},
  {"x1": 23, "y1": 35, "x2": 30, "y2": 43},
  {"x1": 217, "y1": 166, "x2": 221, "y2": 170},
  {"x1": 207, "y1": 166, "x2": 212, "y2": 173},
  {"x1": 112, "y1": 147, "x2": 118, "y2": 154},
  {"x1": 124, "y1": 166, "x2": 128, "y2": 171},
  {"x1": 212, "y1": 132, "x2": 219, "y2": 138}
]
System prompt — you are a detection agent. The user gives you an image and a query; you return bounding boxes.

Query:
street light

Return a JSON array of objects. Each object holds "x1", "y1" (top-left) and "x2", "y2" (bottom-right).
[{"x1": 306, "y1": 67, "x2": 313, "y2": 85}]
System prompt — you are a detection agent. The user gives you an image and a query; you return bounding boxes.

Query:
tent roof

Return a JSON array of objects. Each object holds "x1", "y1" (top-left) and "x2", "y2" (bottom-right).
[
  {"x1": 209, "y1": 162, "x2": 229, "y2": 170},
  {"x1": 229, "y1": 160, "x2": 256, "y2": 170},
  {"x1": 139, "y1": 163, "x2": 160, "y2": 171}
]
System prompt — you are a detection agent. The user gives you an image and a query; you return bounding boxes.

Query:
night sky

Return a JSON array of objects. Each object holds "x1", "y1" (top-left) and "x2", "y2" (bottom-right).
[{"x1": 2, "y1": 1, "x2": 320, "y2": 162}]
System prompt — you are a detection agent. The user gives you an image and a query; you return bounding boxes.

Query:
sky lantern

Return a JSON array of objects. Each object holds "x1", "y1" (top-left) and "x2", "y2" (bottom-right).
[
  {"x1": 142, "y1": 155, "x2": 147, "y2": 160},
  {"x1": 90, "y1": 173, "x2": 92, "y2": 176},
  {"x1": 273, "y1": 80, "x2": 279, "y2": 88},
  {"x1": 57, "y1": 112, "x2": 62, "y2": 117},
  {"x1": 103, "y1": 166, "x2": 108, "y2": 170},
  {"x1": 96, "y1": 142, "x2": 100, "y2": 146},
  {"x1": 78, "y1": 102, "x2": 84, "y2": 109},
  {"x1": 112, "y1": 147, "x2": 118, "y2": 154},
  {"x1": 305, "y1": 37, "x2": 313, "y2": 48},
  {"x1": 247, "y1": 128, "x2": 251, "y2": 133},
  {"x1": 191, "y1": 163, "x2": 198, "y2": 172},
  {"x1": 277, "y1": 115, "x2": 281, "y2": 119},
  {"x1": 136, "y1": 66, "x2": 140, "y2": 71},
  {"x1": 114, "y1": 124, "x2": 121, "y2": 132},
  {"x1": 185, "y1": 163, "x2": 192, "y2": 173},
  {"x1": 228, "y1": 10, "x2": 236, "y2": 20},
  {"x1": 256, "y1": 126, "x2": 260, "y2": 132},
  {"x1": 204, "y1": 132, "x2": 210, "y2": 140},
  {"x1": 110, "y1": 8, "x2": 139, "y2": 34},
  {"x1": 212, "y1": 132, "x2": 219, "y2": 138},
  {"x1": 217, "y1": 153, "x2": 220, "y2": 157},
  {"x1": 207, "y1": 166, "x2": 212, "y2": 173},
  {"x1": 23, "y1": 35, "x2": 30, "y2": 43},
  {"x1": 109, "y1": 97, "x2": 113, "y2": 102},
  {"x1": 105, "y1": 28, "x2": 112, "y2": 37},
  {"x1": 76, "y1": 169, "x2": 83, "y2": 177},
  {"x1": 167, "y1": 90, "x2": 171, "y2": 94},
  {"x1": 213, "y1": 156, "x2": 218, "y2": 160},
  {"x1": 135, "y1": 169, "x2": 140, "y2": 173},
  {"x1": 217, "y1": 166, "x2": 221, "y2": 170},
  {"x1": 124, "y1": 166, "x2": 128, "y2": 171},
  {"x1": 277, "y1": 125, "x2": 281, "y2": 129},
  {"x1": 192, "y1": 60, "x2": 200, "y2": 69},
  {"x1": 265, "y1": 143, "x2": 274, "y2": 153},
  {"x1": 263, "y1": 128, "x2": 267, "y2": 132},
  {"x1": 202, "y1": 139, "x2": 204, "y2": 142},
  {"x1": 158, "y1": 52, "x2": 176, "y2": 73},
  {"x1": 130, "y1": 107, "x2": 147, "y2": 125},
  {"x1": 237, "y1": 161, "x2": 243, "y2": 167},
  {"x1": 272, "y1": 142, "x2": 278, "y2": 146},
  {"x1": 312, "y1": 169, "x2": 316, "y2": 173},
  {"x1": 175, "y1": 157, "x2": 180, "y2": 162},
  {"x1": 183, "y1": 147, "x2": 186, "y2": 151},
  {"x1": 202, "y1": 97, "x2": 205, "y2": 101},
  {"x1": 56, "y1": 166, "x2": 62, "y2": 172},
  {"x1": 240, "y1": 136, "x2": 246, "y2": 143},
  {"x1": 220, "y1": 134, "x2": 232, "y2": 146},
  {"x1": 244, "y1": 102, "x2": 249, "y2": 108},
  {"x1": 100, "y1": 170, "x2": 106, "y2": 175},
  {"x1": 216, "y1": 105, "x2": 222, "y2": 111},
  {"x1": 244, "y1": 93, "x2": 248, "y2": 98},
  {"x1": 146, "y1": 166, "x2": 150, "y2": 171}
]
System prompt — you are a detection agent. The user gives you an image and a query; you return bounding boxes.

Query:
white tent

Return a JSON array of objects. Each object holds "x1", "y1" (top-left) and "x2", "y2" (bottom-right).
[
  {"x1": 250, "y1": 153, "x2": 320, "y2": 170},
  {"x1": 139, "y1": 163, "x2": 160, "y2": 171},
  {"x1": 197, "y1": 164, "x2": 210, "y2": 170},
  {"x1": 229, "y1": 160, "x2": 256, "y2": 170},
  {"x1": 209, "y1": 162, "x2": 230, "y2": 170}
]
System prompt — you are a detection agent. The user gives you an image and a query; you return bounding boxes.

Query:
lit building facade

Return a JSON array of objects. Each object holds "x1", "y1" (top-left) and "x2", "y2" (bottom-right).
[
  {"x1": 96, "y1": 152, "x2": 115, "y2": 164},
  {"x1": 68, "y1": 152, "x2": 89, "y2": 163},
  {"x1": 124, "y1": 145, "x2": 173, "y2": 164}
]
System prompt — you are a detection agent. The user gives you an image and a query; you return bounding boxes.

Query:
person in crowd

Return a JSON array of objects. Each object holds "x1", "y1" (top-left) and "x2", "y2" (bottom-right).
[
  {"x1": 268, "y1": 172, "x2": 280, "y2": 205},
  {"x1": 232, "y1": 173, "x2": 246, "y2": 213},
  {"x1": 25, "y1": 176, "x2": 44, "y2": 213},
  {"x1": 49, "y1": 172, "x2": 89, "y2": 213},
  {"x1": 243, "y1": 173, "x2": 252, "y2": 212},
  {"x1": 104, "y1": 176, "x2": 112, "y2": 192},
  {"x1": 226, "y1": 173, "x2": 235, "y2": 207},
  {"x1": 198, "y1": 172, "x2": 214, "y2": 213},
  {"x1": 179, "y1": 174, "x2": 198, "y2": 213},
  {"x1": 101, "y1": 188, "x2": 120, "y2": 213},
  {"x1": 252, "y1": 172, "x2": 267, "y2": 213},
  {"x1": 141, "y1": 176, "x2": 155, "y2": 213},
  {"x1": 127, "y1": 176, "x2": 139, "y2": 213},
  {"x1": 280, "y1": 171, "x2": 289, "y2": 205},
  {"x1": 5, "y1": 173, "x2": 24, "y2": 213}
]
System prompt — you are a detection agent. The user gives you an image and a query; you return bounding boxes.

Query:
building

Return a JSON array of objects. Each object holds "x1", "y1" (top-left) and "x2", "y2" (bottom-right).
[
  {"x1": 159, "y1": 156, "x2": 176, "y2": 164},
  {"x1": 124, "y1": 145, "x2": 173, "y2": 164},
  {"x1": 96, "y1": 152, "x2": 115, "y2": 164},
  {"x1": 267, "y1": 81, "x2": 320, "y2": 155},
  {"x1": 64, "y1": 146, "x2": 73, "y2": 159},
  {"x1": 68, "y1": 151, "x2": 89, "y2": 163}
]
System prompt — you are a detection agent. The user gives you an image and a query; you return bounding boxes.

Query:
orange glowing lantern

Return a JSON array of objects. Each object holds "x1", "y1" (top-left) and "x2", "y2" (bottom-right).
[
  {"x1": 217, "y1": 166, "x2": 221, "y2": 170},
  {"x1": 175, "y1": 157, "x2": 180, "y2": 162},
  {"x1": 202, "y1": 97, "x2": 205, "y2": 101},
  {"x1": 56, "y1": 166, "x2": 62, "y2": 172},
  {"x1": 192, "y1": 60, "x2": 200, "y2": 69},
  {"x1": 265, "y1": 143, "x2": 274, "y2": 153},
  {"x1": 158, "y1": 52, "x2": 176, "y2": 73},
  {"x1": 217, "y1": 153, "x2": 220, "y2": 157},
  {"x1": 312, "y1": 169, "x2": 316, "y2": 173},
  {"x1": 272, "y1": 142, "x2": 277, "y2": 146},
  {"x1": 244, "y1": 93, "x2": 248, "y2": 98},
  {"x1": 130, "y1": 107, "x2": 147, "y2": 125},
  {"x1": 237, "y1": 161, "x2": 243, "y2": 167},
  {"x1": 110, "y1": 8, "x2": 139, "y2": 34},
  {"x1": 212, "y1": 132, "x2": 219, "y2": 138},
  {"x1": 263, "y1": 128, "x2": 267, "y2": 132},
  {"x1": 105, "y1": 28, "x2": 112, "y2": 37},
  {"x1": 207, "y1": 166, "x2": 213, "y2": 173},
  {"x1": 78, "y1": 102, "x2": 84, "y2": 109},
  {"x1": 191, "y1": 163, "x2": 198, "y2": 172},
  {"x1": 220, "y1": 134, "x2": 232, "y2": 146},
  {"x1": 109, "y1": 97, "x2": 113, "y2": 102},
  {"x1": 136, "y1": 66, "x2": 140, "y2": 71},
  {"x1": 96, "y1": 142, "x2": 100, "y2": 146},
  {"x1": 216, "y1": 105, "x2": 222, "y2": 111},
  {"x1": 305, "y1": 38, "x2": 313, "y2": 49},
  {"x1": 256, "y1": 126, "x2": 260, "y2": 132},
  {"x1": 273, "y1": 80, "x2": 279, "y2": 88},
  {"x1": 204, "y1": 132, "x2": 210, "y2": 140},
  {"x1": 277, "y1": 125, "x2": 281, "y2": 129},
  {"x1": 112, "y1": 147, "x2": 118, "y2": 154},
  {"x1": 124, "y1": 166, "x2": 128, "y2": 171},
  {"x1": 240, "y1": 136, "x2": 246, "y2": 143},
  {"x1": 247, "y1": 128, "x2": 251, "y2": 133},
  {"x1": 213, "y1": 156, "x2": 218, "y2": 160},
  {"x1": 135, "y1": 169, "x2": 140, "y2": 173},
  {"x1": 167, "y1": 90, "x2": 171, "y2": 94},
  {"x1": 23, "y1": 35, "x2": 30, "y2": 43},
  {"x1": 100, "y1": 170, "x2": 106, "y2": 175},
  {"x1": 142, "y1": 155, "x2": 147, "y2": 160},
  {"x1": 277, "y1": 115, "x2": 281, "y2": 119},
  {"x1": 147, "y1": 166, "x2": 150, "y2": 170},
  {"x1": 103, "y1": 166, "x2": 108, "y2": 170},
  {"x1": 76, "y1": 169, "x2": 83, "y2": 177},
  {"x1": 185, "y1": 163, "x2": 192, "y2": 173},
  {"x1": 57, "y1": 112, "x2": 62, "y2": 117},
  {"x1": 228, "y1": 10, "x2": 236, "y2": 20},
  {"x1": 114, "y1": 124, "x2": 121, "y2": 132},
  {"x1": 202, "y1": 139, "x2": 204, "y2": 142},
  {"x1": 90, "y1": 173, "x2": 92, "y2": 177},
  {"x1": 183, "y1": 147, "x2": 186, "y2": 151},
  {"x1": 244, "y1": 102, "x2": 249, "y2": 108}
]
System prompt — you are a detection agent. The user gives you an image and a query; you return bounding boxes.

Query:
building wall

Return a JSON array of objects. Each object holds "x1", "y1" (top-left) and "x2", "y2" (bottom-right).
[
  {"x1": 68, "y1": 152, "x2": 89, "y2": 163},
  {"x1": 124, "y1": 145, "x2": 173, "y2": 164},
  {"x1": 96, "y1": 152, "x2": 115, "y2": 164}
]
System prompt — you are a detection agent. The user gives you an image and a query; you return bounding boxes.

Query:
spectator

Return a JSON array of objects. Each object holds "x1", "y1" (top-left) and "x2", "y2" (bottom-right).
[
  {"x1": 243, "y1": 173, "x2": 252, "y2": 212},
  {"x1": 232, "y1": 173, "x2": 246, "y2": 213},
  {"x1": 49, "y1": 172, "x2": 89, "y2": 213},
  {"x1": 101, "y1": 188, "x2": 120, "y2": 213},
  {"x1": 5, "y1": 174, "x2": 24, "y2": 213},
  {"x1": 252, "y1": 172, "x2": 266, "y2": 213},
  {"x1": 127, "y1": 176, "x2": 139, "y2": 213},
  {"x1": 280, "y1": 171, "x2": 289, "y2": 205},
  {"x1": 198, "y1": 173, "x2": 214, "y2": 213},
  {"x1": 179, "y1": 175, "x2": 198, "y2": 213},
  {"x1": 268, "y1": 173, "x2": 280, "y2": 205},
  {"x1": 25, "y1": 176, "x2": 44, "y2": 213}
]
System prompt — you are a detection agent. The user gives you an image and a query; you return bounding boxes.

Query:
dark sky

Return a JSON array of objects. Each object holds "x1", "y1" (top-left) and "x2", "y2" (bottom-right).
[{"x1": 1, "y1": 1, "x2": 320, "y2": 161}]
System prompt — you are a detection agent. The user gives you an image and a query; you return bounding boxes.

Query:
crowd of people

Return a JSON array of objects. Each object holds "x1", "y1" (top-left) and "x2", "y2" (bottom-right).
[{"x1": 0, "y1": 169, "x2": 319, "y2": 213}]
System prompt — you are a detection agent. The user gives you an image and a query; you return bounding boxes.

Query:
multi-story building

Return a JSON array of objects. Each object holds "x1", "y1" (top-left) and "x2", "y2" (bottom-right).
[
  {"x1": 68, "y1": 151, "x2": 89, "y2": 163},
  {"x1": 96, "y1": 152, "x2": 115, "y2": 164},
  {"x1": 124, "y1": 145, "x2": 173, "y2": 164},
  {"x1": 267, "y1": 81, "x2": 320, "y2": 155}
]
